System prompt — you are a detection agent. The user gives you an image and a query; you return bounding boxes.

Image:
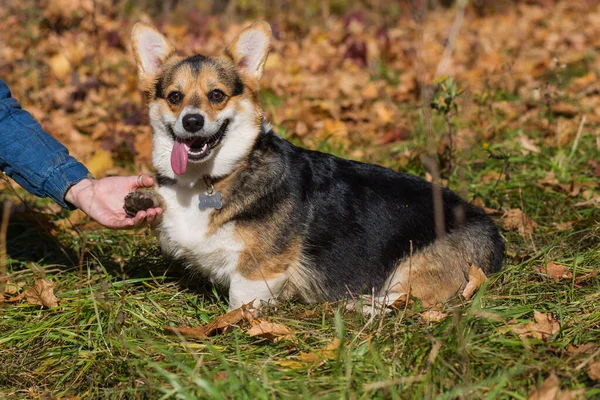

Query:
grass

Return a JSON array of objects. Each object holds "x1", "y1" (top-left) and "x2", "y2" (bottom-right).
[
  {"x1": 1, "y1": 2, "x2": 600, "y2": 399},
  {"x1": 1, "y1": 122, "x2": 599, "y2": 399}
]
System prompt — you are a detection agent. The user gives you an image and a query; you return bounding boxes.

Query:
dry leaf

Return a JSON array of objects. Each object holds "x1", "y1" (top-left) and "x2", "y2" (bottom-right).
[
  {"x1": 246, "y1": 319, "x2": 293, "y2": 342},
  {"x1": 462, "y1": 264, "x2": 488, "y2": 300},
  {"x1": 387, "y1": 294, "x2": 413, "y2": 310},
  {"x1": 529, "y1": 374, "x2": 560, "y2": 400},
  {"x1": 419, "y1": 310, "x2": 449, "y2": 323},
  {"x1": 535, "y1": 262, "x2": 572, "y2": 281},
  {"x1": 565, "y1": 343, "x2": 598, "y2": 355},
  {"x1": 86, "y1": 149, "x2": 115, "y2": 178},
  {"x1": 588, "y1": 361, "x2": 600, "y2": 381},
  {"x1": 163, "y1": 302, "x2": 254, "y2": 339},
  {"x1": 24, "y1": 278, "x2": 59, "y2": 308},
  {"x1": 511, "y1": 311, "x2": 560, "y2": 341},
  {"x1": 502, "y1": 208, "x2": 537, "y2": 237},
  {"x1": 298, "y1": 338, "x2": 341, "y2": 363}
]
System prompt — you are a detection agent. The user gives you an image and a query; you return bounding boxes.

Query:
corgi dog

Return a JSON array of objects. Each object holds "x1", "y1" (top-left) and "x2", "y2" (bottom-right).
[{"x1": 126, "y1": 21, "x2": 504, "y2": 312}]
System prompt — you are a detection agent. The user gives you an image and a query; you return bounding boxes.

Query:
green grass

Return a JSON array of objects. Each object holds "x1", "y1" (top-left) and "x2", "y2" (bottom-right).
[{"x1": 1, "y1": 123, "x2": 599, "y2": 399}]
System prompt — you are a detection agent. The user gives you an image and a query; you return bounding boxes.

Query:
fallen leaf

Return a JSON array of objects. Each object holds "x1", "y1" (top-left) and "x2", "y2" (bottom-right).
[
  {"x1": 472, "y1": 198, "x2": 500, "y2": 215},
  {"x1": 274, "y1": 359, "x2": 306, "y2": 369},
  {"x1": 419, "y1": 310, "x2": 449, "y2": 323},
  {"x1": 3, "y1": 279, "x2": 25, "y2": 295},
  {"x1": 517, "y1": 135, "x2": 541, "y2": 153},
  {"x1": 86, "y1": 149, "x2": 115, "y2": 178},
  {"x1": 24, "y1": 279, "x2": 59, "y2": 308},
  {"x1": 502, "y1": 208, "x2": 537, "y2": 237},
  {"x1": 551, "y1": 103, "x2": 579, "y2": 118},
  {"x1": 246, "y1": 319, "x2": 293, "y2": 342},
  {"x1": 529, "y1": 374, "x2": 560, "y2": 400},
  {"x1": 511, "y1": 311, "x2": 560, "y2": 341},
  {"x1": 298, "y1": 338, "x2": 341, "y2": 363},
  {"x1": 535, "y1": 262, "x2": 573, "y2": 281},
  {"x1": 588, "y1": 361, "x2": 600, "y2": 381},
  {"x1": 462, "y1": 264, "x2": 488, "y2": 300},
  {"x1": 387, "y1": 293, "x2": 414, "y2": 310},
  {"x1": 163, "y1": 302, "x2": 254, "y2": 339},
  {"x1": 565, "y1": 343, "x2": 598, "y2": 355}
]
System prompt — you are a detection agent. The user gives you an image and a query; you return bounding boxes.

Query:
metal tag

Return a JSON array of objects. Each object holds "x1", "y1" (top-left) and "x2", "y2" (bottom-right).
[{"x1": 199, "y1": 192, "x2": 223, "y2": 210}]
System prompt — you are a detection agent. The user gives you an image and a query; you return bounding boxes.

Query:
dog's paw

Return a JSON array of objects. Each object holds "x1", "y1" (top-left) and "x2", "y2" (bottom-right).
[{"x1": 123, "y1": 190, "x2": 162, "y2": 217}]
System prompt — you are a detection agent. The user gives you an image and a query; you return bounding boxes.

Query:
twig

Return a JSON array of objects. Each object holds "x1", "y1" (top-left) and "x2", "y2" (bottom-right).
[
  {"x1": 566, "y1": 114, "x2": 586, "y2": 168},
  {"x1": 435, "y1": 0, "x2": 468, "y2": 78},
  {"x1": 421, "y1": 155, "x2": 446, "y2": 239},
  {"x1": 0, "y1": 200, "x2": 12, "y2": 291}
]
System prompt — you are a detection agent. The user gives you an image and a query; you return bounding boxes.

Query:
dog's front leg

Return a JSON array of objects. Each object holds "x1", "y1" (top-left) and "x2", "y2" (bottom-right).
[{"x1": 228, "y1": 272, "x2": 288, "y2": 311}]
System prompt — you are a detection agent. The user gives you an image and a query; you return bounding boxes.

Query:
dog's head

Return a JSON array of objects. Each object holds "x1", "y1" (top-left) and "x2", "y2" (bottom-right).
[{"x1": 131, "y1": 21, "x2": 271, "y2": 182}]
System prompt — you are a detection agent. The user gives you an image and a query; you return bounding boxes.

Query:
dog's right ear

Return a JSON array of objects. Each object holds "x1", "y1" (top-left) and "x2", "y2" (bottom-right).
[{"x1": 131, "y1": 22, "x2": 175, "y2": 82}]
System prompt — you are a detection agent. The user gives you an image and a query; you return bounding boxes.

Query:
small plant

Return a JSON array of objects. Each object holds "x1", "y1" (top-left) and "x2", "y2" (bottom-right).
[{"x1": 430, "y1": 76, "x2": 465, "y2": 178}]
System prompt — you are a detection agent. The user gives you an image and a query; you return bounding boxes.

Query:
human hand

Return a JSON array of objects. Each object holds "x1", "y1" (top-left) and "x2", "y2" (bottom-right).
[{"x1": 64, "y1": 175, "x2": 163, "y2": 229}]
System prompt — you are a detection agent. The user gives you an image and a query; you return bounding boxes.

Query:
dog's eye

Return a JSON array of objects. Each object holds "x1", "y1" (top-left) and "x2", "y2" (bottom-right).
[
  {"x1": 167, "y1": 91, "x2": 183, "y2": 105},
  {"x1": 208, "y1": 89, "x2": 225, "y2": 103}
]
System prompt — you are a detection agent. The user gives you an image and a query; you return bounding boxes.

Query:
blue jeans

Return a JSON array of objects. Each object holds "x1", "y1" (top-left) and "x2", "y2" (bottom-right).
[{"x1": 0, "y1": 80, "x2": 90, "y2": 209}]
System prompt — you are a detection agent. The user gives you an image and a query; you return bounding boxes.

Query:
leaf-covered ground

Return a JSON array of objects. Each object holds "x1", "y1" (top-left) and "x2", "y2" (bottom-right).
[{"x1": 1, "y1": 0, "x2": 599, "y2": 398}]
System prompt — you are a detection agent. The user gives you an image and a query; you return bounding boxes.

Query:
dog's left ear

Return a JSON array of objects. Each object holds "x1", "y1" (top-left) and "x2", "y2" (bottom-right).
[
  {"x1": 131, "y1": 22, "x2": 176, "y2": 82},
  {"x1": 225, "y1": 21, "x2": 272, "y2": 81}
]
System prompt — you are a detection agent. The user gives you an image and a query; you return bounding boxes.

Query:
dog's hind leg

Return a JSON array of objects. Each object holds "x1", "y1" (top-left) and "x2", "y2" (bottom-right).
[{"x1": 380, "y1": 223, "x2": 502, "y2": 308}]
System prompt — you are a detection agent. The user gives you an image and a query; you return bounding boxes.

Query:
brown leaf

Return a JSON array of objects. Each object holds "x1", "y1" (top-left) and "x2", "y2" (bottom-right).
[
  {"x1": 565, "y1": 343, "x2": 598, "y2": 355},
  {"x1": 246, "y1": 319, "x2": 293, "y2": 342},
  {"x1": 511, "y1": 311, "x2": 560, "y2": 341},
  {"x1": 529, "y1": 374, "x2": 560, "y2": 400},
  {"x1": 588, "y1": 361, "x2": 600, "y2": 381},
  {"x1": 472, "y1": 198, "x2": 500, "y2": 215},
  {"x1": 462, "y1": 264, "x2": 488, "y2": 300},
  {"x1": 535, "y1": 262, "x2": 572, "y2": 281},
  {"x1": 551, "y1": 103, "x2": 579, "y2": 118},
  {"x1": 24, "y1": 279, "x2": 59, "y2": 308},
  {"x1": 298, "y1": 338, "x2": 341, "y2": 363},
  {"x1": 502, "y1": 208, "x2": 537, "y2": 237},
  {"x1": 163, "y1": 302, "x2": 254, "y2": 339},
  {"x1": 387, "y1": 294, "x2": 414, "y2": 310}
]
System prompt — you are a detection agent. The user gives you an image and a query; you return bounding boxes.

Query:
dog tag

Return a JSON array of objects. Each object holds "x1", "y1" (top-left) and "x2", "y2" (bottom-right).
[{"x1": 199, "y1": 192, "x2": 223, "y2": 210}]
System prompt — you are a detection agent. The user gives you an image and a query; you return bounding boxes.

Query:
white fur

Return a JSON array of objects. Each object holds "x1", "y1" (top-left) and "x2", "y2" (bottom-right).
[
  {"x1": 150, "y1": 99, "x2": 260, "y2": 186},
  {"x1": 156, "y1": 183, "x2": 243, "y2": 286},
  {"x1": 228, "y1": 272, "x2": 288, "y2": 310},
  {"x1": 133, "y1": 24, "x2": 173, "y2": 79}
]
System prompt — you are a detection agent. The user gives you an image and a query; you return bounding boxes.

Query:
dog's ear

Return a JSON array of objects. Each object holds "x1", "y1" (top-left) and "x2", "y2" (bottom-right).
[
  {"x1": 224, "y1": 21, "x2": 272, "y2": 81},
  {"x1": 131, "y1": 22, "x2": 176, "y2": 82}
]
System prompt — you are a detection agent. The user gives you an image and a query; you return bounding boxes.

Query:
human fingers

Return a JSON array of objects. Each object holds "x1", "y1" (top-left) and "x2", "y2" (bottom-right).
[{"x1": 134, "y1": 174, "x2": 155, "y2": 189}]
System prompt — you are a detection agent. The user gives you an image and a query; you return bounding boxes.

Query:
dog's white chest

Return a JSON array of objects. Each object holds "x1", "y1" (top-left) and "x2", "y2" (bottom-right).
[{"x1": 156, "y1": 185, "x2": 243, "y2": 284}]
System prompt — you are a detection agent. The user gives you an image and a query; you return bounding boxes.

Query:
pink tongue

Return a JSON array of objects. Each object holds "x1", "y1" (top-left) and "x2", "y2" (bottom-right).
[{"x1": 171, "y1": 140, "x2": 189, "y2": 175}]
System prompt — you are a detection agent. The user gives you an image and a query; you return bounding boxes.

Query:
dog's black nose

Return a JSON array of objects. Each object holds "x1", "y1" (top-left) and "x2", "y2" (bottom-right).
[{"x1": 182, "y1": 114, "x2": 204, "y2": 133}]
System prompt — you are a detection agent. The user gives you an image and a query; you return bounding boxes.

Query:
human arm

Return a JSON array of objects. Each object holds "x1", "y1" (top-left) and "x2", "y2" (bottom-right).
[{"x1": 0, "y1": 80, "x2": 161, "y2": 228}]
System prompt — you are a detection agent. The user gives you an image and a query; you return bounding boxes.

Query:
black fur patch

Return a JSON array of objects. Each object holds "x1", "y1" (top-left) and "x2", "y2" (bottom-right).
[
  {"x1": 219, "y1": 129, "x2": 504, "y2": 300},
  {"x1": 156, "y1": 173, "x2": 177, "y2": 186}
]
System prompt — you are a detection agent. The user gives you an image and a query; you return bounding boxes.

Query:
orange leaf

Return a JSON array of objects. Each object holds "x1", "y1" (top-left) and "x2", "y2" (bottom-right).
[
  {"x1": 246, "y1": 319, "x2": 293, "y2": 342},
  {"x1": 462, "y1": 264, "x2": 488, "y2": 300},
  {"x1": 535, "y1": 262, "x2": 572, "y2": 281}
]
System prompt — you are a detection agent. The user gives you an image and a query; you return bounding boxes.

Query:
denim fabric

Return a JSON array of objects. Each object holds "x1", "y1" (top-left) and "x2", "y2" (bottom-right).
[{"x1": 0, "y1": 80, "x2": 90, "y2": 209}]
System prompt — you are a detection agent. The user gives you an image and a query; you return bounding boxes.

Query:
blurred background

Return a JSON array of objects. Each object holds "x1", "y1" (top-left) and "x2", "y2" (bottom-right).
[{"x1": 0, "y1": 0, "x2": 599, "y2": 182}]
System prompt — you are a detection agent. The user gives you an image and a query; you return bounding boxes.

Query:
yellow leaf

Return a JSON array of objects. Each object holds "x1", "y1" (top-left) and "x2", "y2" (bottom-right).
[
  {"x1": 298, "y1": 338, "x2": 341, "y2": 363},
  {"x1": 48, "y1": 53, "x2": 72, "y2": 80},
  {"x1": 86, "y1": 149, "x2": 114, "y2": 178}
]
